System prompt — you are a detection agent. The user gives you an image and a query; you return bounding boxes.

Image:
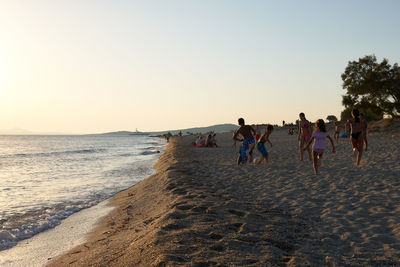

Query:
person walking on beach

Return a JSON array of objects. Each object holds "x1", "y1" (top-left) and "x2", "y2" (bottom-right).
[
  {"x1": 298, "y1": 112, "x2": 312, "y2": 161},
  {"x1": 334, "y1": 121, "x2": 340, "y2": 143},
  {"x1": 255, "y1": 124, "x2": 274, "y2": 166},
  {"x1": 233, "y1": 118, "x2": 256, "y2": 165},
  {"x1": 345, "y1": 109, "x2": 366, "y2": 165},
  {"x1": 360, "y1": 113, "x2": 368, "y2": 151},
  {"x1": 304, "y1": 119, "x2": 335, "y2": 175}
]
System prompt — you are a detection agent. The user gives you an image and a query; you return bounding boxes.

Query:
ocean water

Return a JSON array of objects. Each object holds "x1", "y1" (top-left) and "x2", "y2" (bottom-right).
[{"x1": 0, "y1": 135, "x2": 165, "y2": 251}]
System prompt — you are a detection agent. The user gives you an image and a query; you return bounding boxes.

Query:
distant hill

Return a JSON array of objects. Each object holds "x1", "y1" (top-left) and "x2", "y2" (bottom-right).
[
  {"x1": 0, "y1": 128, "x2": 35, "y2": 135},
  {"x1": 151, "y1": 124, "x2": 239, "y2": 136},
  {"x1": 95, "y1": 131, "x2": 149, "y2": 136},
  {"x1": 98, "y1": 124, "x2": 239, "y2": 136},
  {"x1": 1, "y1": 124, "x2": 240, "y2": 136}
]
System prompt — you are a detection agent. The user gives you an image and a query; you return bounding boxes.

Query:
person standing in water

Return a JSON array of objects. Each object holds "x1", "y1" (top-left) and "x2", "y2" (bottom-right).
[
  {"x1": 233, "y1": 118, "x2": 256, "y2": 165},
  {"x1": 298, "y1": 112, "x2": 312, "y2": 161},
  {"x1": 345, "y1": 109, "x2": 367, "y2": 165}
]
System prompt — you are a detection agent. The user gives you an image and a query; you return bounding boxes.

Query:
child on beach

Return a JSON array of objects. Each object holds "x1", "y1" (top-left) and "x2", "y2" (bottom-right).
[
  {"x1": 255, "y1": 124, "x2": 273, "y2": 166},
  {"x1": 233, "y1": 118, "x2": 256, "y2": 165},
  {"x1": 298, "y1": 112, "x2": 312, "y2": 161},
  {"x1": 304, "y1": 119, "x2": 335, "y2": 175}
]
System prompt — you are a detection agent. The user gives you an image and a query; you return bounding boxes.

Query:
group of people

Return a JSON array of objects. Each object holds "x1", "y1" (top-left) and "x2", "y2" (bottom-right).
[
  {"x1": 232, "y1": 118, "x2": 274, "y2": 166},
  {"x1": 333, "y1": 115, "x2": 368, "y2": 151},
  {"x1": 233, "y1": 109, "x2": 368, "y2": 174},
  {"x1": 192, "y1": 133, "x2": 218, "y2": 148}
]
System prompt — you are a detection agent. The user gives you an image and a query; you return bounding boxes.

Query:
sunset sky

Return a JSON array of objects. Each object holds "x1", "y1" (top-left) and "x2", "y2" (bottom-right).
[{"x1": 1, "y1": 0, "x2": 399, "y2": 134}]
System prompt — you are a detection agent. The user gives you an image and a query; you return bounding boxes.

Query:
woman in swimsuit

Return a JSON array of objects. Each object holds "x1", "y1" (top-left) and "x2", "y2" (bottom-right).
[
  {"x1": 345, "y1": 109, "x2": 366, "y2": 165},
  {"x1": 298, "y1": 112, "x2": 312, "y2": 161}
]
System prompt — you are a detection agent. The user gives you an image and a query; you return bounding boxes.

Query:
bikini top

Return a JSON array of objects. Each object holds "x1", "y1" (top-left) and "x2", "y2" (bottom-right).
[{"x1": 301, "y1": 120, "x2": 310, "y2": 129}]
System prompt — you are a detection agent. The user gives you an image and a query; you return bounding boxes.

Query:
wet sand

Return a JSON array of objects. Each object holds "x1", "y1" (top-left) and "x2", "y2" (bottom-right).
[{"x1": 49, "y1": 130, "x2": 400, "y2": 266}]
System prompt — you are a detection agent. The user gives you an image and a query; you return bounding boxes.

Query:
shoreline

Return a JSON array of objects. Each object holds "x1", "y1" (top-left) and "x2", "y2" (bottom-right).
[
  {"x1": 0, "y1": 136, "x2": 166, "y2": 267},
  {"x1": 47, "y1": 138, "x2": 179, "y2": 266},
  {"x1": 0, "y1": 200, "x2": 114, "y2": 267},
  {"x1": 49, "y1": 131, "x2": 400, "y2": 266}
]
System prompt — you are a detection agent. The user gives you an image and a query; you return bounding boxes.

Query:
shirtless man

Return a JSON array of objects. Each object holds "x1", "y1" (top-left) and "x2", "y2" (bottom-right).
[
  {"x1": 298, "y1": 112, "x2": 312, "y2": 161},
  {"x1": 233, "y1": 118, "x2": 256, "y2": 165},
  {"x1": 345, "y1": 109, "x2": 367, "y2": 165}
]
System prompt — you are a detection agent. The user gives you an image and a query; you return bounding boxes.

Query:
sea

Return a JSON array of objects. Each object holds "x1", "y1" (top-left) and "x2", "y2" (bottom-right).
[{"x1": 0, "y1": 134, "x2": 166, "y2": 251}]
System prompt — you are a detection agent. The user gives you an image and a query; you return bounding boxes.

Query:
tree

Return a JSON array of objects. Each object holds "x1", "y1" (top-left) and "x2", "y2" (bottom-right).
[
  {"x1": 341, "y1": 55, "x2": 400, "y2": 121},
  {"x1": 326, "y1": 115, "x2": 338, "y2": 122}
]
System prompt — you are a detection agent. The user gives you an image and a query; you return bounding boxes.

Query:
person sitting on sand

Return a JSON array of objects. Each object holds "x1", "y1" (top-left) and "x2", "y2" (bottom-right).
[
  {"x1": 360, "y1": 113, "x2": 368, "y2": 151},
  {"x1": 194, "y1": 135, "x2": 205, "y2": 147},
  {"x1": 298, "y1": 112, "x2": 312, "y2": 161},
  {"x1": 233, "y1": 118, "x2": 256, "y2": 165},
  {"x1": 345, "y1": 109, "x2": 366, "y2": 165},
  {"x1": 304, "y1": 119, "x2": 335, "y2": 175},
  {"x1": 205, "y1": 133, "x2": 218, "y2": 147},
  {"x1": 205, "y1": 134, "x2": 212, "y2": 147},
  {"x1": 334, "y1": 121, "x2": 340, "y2": 143},
  {"x1": 255, "y1": 124, "x2": 273, "y2": 166},
  {"x1": 210, "y1": 133, "x2": 218, "y2": 147}
]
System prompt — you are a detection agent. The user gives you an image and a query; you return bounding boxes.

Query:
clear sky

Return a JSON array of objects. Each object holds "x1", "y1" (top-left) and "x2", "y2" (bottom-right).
[{"x1": 1, "y1": 0, "x2": 399, "y2": 133}]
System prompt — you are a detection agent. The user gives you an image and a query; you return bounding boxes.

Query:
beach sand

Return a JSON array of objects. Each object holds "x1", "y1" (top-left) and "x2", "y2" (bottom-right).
[{"x1": 49, "y1": 129, "x2": 400, "y2": 266}]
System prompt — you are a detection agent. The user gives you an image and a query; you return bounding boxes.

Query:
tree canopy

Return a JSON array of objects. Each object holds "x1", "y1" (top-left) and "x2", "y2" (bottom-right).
[
  {"x1": 341, "y1": 55, "x2": 400, "y2": 121},
  {"x1": 326, "y1": 115, "x2": 338, "y2": 122}
]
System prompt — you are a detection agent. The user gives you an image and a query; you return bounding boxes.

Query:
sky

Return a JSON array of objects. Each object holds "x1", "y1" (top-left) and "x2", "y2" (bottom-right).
[{"x1": 1, "y1": 0, "x2": 399, "y2": 134}]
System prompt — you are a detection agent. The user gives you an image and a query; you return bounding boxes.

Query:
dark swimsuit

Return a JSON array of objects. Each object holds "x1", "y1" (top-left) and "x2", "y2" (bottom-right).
[{"x1": 351, "y1": 131, "x2": 362, "y2": 140}]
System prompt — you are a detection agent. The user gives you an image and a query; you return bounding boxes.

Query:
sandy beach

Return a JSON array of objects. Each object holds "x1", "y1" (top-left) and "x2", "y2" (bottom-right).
[{"x1": 49, "y1": 129, "x2": 400, "y2": 266}]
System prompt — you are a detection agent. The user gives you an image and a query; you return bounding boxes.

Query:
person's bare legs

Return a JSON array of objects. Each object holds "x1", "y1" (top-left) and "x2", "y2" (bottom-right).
[
  {"x1": 312, "y1": 151, "x2": 319, "y2": 174},
  {"x1": 357, "y1": 138, "x2": 363, "y2": 165},
  {"x1": 261, "y1": 155, "x2": 269, "y2": 166},
  {"x1": 299, "y1": 138, "x2": 305, "y2": 161},
  {"x1": 306, "y1": 146, "x2": 312, "y2": 161},
  {"x1": 256, "y1": 155, "x2": 268, "y2": 165},
  {"x1": 363, "y1": 134, "x2": 368, "y2": 151},
  {"x1": 305, "y1": 135, "x2": 312, "y2": 161},
  {"x1": 248, "y1": 143, "x2": 256, "y2": 163},
  {"x1": 318, "y1": 153, "x2": 323, "y2": 167},
  {"x1": 351, "y1": 137, "x2": 358, "y2": 158}
]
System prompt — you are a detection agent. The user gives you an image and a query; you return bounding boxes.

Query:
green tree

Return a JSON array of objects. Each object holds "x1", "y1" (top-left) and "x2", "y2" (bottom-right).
[
  {"x1": 326, "y1": 115, "x2": 338, "y2": 122},
  {"x1": 341, "y1": 55, "x2": 400, "y2": 121}
]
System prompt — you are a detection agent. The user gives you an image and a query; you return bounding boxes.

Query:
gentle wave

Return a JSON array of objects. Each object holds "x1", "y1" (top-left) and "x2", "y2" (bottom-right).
[
  {"x1": 0, "y1": 201, "x2": 97, "y2": 251},
  {"x1": 140, "y1": 150, "x2": 161, "y2": 155},
  {"x1": 0, "y1": 135, "x2": 166, "y2": 252},
  {"x1": 0, "y1": 149, "x2": 107, "y2": 159}
]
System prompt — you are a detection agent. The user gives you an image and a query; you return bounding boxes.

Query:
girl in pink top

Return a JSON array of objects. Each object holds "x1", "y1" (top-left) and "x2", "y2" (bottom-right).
[{"x1": 304, "y1": 119, "x2": 335, "y2": 174}]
